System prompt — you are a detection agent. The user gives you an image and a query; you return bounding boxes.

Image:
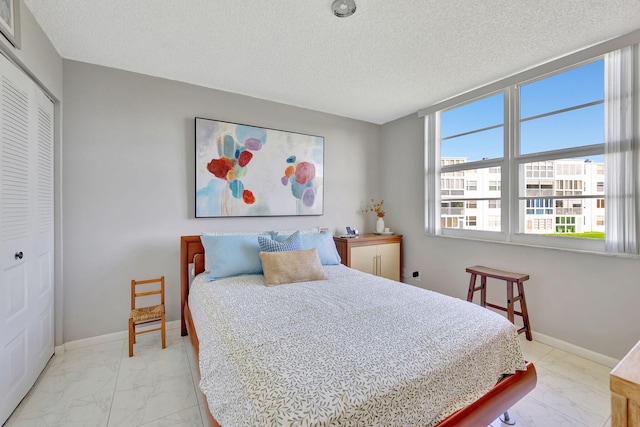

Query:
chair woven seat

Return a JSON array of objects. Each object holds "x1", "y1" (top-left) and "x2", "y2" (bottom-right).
[
  {"x1": 130, "y1": 305, "x2": 164, "y2": 322},
  {"x1": 129, "y1": 276, "x2": 166, "y2": 356}
]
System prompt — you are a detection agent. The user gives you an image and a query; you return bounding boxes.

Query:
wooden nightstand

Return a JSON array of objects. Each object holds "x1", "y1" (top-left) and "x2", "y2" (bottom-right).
[{"x1": 333, "y1": 233, "x2": 403, "y2": 281}]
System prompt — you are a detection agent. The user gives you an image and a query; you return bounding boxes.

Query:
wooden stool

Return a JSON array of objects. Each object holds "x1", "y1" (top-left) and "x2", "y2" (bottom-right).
[{"x1": 466, "y1": 265, "x2": 532, "y2": 341}]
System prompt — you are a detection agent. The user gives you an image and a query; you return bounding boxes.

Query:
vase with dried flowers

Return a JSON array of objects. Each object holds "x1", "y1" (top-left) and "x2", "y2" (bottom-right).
[{"x1": 363, "y1": 198, "x2": 386, "y2": 233}]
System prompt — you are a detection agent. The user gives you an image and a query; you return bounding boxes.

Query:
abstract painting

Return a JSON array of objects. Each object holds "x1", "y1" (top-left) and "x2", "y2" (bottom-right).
[{"x1": 195, "y1": 117, "x2": 324, "y2": 217}]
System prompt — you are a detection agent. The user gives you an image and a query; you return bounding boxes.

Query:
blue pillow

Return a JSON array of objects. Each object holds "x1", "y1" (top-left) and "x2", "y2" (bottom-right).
[
  {"x1": 200, "y1": 234, "x2": 263, "y2": 280},
  {"x1": 275, "y1": 230, "x2": 341, "y2": 265},
  {"x1": 258, "y1": 231, "x2": 303, "y2": 252}
]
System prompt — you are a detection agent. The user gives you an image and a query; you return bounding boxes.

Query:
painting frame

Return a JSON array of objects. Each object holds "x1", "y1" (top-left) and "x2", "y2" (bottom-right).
[
  {"x1": 195, "y1": 117, "x2": 324, "y2": 218},
  {"x1": 0, "y1": 0, "x2": 20, "y2": 49}
]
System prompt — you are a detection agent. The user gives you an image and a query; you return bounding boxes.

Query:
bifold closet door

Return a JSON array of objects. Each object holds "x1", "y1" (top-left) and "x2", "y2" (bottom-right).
[{"x1": 0, "y1": 53, "x2": 54, "y2": 425}]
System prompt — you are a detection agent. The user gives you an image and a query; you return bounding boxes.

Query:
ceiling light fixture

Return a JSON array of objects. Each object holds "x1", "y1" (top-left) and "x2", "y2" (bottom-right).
[{"x1": 331, "y1": 0, "x2": 356, "y2": 18}]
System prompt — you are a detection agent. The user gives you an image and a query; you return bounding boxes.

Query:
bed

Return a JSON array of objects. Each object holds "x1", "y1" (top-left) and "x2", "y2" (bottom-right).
[{"x1": 180, "y1": 234, "x2": 536, "y2": 426}]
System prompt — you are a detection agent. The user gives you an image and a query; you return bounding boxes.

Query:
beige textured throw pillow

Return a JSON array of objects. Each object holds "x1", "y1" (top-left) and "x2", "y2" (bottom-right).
[{"x1": 259, "y1": 248, "x2": 327, "y2": 286}]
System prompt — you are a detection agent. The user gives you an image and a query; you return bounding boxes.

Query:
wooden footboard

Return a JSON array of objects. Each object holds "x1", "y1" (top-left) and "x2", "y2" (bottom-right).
[
  {"x1": 180, "y1": 235, "x2": 537, "y2": 427},
  {"x1": 437, "y1": 362, "x2": 536, "y2": 427}
]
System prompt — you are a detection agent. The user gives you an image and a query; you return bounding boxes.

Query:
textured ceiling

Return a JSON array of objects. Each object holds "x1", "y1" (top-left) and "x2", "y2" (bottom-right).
[{"x1": 24, "y1": 0, "x2": 640, "y2": 124}]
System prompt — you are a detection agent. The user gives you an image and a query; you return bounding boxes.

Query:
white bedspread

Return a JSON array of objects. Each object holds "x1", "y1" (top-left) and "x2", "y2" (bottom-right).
[{"x1": 189, "y1": 264, "x2": 525, "y2": 426}]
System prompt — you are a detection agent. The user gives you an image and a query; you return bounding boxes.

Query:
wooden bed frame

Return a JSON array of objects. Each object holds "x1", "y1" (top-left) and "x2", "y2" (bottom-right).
[{"x1": 180, "y1": 235, "x2": 537, "y2": 427}]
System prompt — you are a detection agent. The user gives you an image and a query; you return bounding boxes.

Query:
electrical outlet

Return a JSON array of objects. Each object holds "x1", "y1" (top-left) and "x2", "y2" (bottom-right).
[{"x1": 412, "y1": 271, "x2": 420, "y2": 281}]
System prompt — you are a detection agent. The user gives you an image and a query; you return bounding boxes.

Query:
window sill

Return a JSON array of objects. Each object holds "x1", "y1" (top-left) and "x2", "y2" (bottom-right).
[{"x1": 426, "y1": 231, "x2": 640, "y2": 260}]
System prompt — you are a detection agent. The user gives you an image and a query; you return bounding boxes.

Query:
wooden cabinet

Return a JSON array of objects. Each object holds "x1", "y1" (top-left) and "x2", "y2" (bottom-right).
[
  {"x1": 611, "y1": 339, "x2": 640, "y2": 427},
  {"x1": 333, "y1": 234, "x2": 402, "y2": 281}
]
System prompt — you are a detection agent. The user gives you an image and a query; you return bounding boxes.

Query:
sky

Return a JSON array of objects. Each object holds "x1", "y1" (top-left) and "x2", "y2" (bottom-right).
[{"x1": 440, "y1": 59, "x2": 604, "y2": 163}]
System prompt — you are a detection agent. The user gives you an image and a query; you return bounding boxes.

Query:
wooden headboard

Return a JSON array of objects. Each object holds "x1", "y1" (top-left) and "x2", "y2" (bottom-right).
[{"x1": 180, "y1": 235, "x2": 205, "y2": 336}]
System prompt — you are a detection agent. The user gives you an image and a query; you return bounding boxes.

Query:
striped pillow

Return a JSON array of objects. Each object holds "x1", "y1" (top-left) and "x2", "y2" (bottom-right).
[{"x1": 258, "y1": 231, "x2": 302, "y2": 252}]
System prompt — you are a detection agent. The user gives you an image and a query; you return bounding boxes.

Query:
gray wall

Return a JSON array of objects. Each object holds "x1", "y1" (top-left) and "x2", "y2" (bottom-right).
[
  {"x1": 380, "y1": 113, "x2": 640, "y2": 360},
  {"x1": 62, "y1": 60, "x2": 381, "y2": 342}
]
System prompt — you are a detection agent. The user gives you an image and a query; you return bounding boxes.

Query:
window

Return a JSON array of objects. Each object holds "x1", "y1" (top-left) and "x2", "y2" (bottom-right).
[
  {"x1": 441, "y1": 217, "x2": 460, "y2": 228},
  {"x1": 425, "y1": 56, "x2": 612, "y2": 251},
  {"x1": 436, "y1": 91, "x2": 504, "y2": 232},
  {"x1": 441, "y1": 173, "x2": 464, "y2": 196},
  {"x1": 526, "y1": 161, "x2": 555, "y2": 178},
  {"x1": 526, "y1": 198, "x2": 552, "y2": 215},
  {"x1": 555, "y1": 216, "x2": 577, "y2": 233},
  {"x1": 489, "y1": 181, "x2": 501, "y2": 191},
  {"x1": 423, "y1": 40, "x2": 640, "y2": 254},
  {"x1": 441, "y1": 201, "x2": 464, "y2": 215},
  {"x1": 527, "y1": 218, "x2": 553, "y2": 231}
]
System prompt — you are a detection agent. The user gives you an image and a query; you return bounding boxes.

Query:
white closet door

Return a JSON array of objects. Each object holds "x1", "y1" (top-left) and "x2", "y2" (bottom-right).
[
  {"x1": 33, "y1": 85, "x2": 54, "y2": 375},
  {"x1": 0, "y1": 53, "x2": 54, "y2": 425}
]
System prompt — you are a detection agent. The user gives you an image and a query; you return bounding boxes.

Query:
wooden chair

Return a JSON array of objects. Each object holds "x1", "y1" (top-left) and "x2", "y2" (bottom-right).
[{"x1": 129, "y1": 276, "x2": 166, "y2": 357}]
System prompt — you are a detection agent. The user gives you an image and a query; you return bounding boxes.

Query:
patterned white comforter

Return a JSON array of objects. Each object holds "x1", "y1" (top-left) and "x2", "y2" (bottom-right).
[{"x1": 189, "y1": 264, "x2": 525, "y2": 427}]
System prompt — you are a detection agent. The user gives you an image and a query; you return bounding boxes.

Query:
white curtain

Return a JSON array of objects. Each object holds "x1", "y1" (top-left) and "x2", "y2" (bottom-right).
[
  {"x1": 424, "y1": 113, "x2": 440, "y2": 235},
  {"x1": 604, "y1": 44, "x2": 640, "y2": 254}
]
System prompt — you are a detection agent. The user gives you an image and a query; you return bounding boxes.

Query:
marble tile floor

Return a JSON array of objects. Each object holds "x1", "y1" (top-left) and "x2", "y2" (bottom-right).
[{"x1": 4, "y1": 326, "x2": 612, "y2": 427}]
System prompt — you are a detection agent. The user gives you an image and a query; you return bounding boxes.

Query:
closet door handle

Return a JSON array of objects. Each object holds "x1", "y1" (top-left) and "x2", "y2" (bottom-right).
[{"x1": 15, "y1": 251, "x2": 24, "y2": 260}]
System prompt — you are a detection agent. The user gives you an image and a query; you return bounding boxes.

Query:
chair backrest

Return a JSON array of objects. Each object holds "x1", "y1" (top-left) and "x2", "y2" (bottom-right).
[{"x1": 131, "y1": 276, "x2": 165, "y2": 310}]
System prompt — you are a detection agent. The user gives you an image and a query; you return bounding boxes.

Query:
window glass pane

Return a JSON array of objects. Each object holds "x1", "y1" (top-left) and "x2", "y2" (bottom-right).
[
  {"x1": 440, "y1": 199, "x2": 501, "y2": 232},
  {"x1": 520, "y1": 61, "x2": 604, "y2": 155},
  {"x1": 440, "y1": 93, "x2": 504, "y2": 161},
  {"x1": 441, "y1": 93, "x2": 504, "y2": 138},
  {"x1": 441, "y1": 127, "x2": 503, "y2": 162},
  {"x1": 520, "y1": 104, "x2": 603, "y2": 154},
  {"x1": 520, "y1": 60, "x2": 604, "y2": 119},
  {"x1": 441, "y1": 165, "x2": 502, "y2": 232},
  {"x1": 520, "y1": 156, "x2": 604, "y2": 239}
]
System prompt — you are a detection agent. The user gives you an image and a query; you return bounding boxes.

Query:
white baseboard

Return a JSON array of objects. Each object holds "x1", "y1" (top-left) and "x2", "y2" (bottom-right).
[
  {"x1": 59, "y1": 320, "x2": 180, "y2": 353},
  {"x1": 532, "y1": 331, "x2": 620, "y2": 368}
]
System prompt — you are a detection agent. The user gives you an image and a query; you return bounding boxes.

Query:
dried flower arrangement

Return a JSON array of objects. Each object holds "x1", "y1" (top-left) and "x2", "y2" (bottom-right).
[{"x1": 362, "y1": 198, "x2": 385, "y2": 218}]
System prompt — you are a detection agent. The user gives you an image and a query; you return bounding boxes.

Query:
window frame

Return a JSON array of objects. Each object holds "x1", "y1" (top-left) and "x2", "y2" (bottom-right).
[{"x1": 429, "y1": 59, "x2": 606, "y2": 252}]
